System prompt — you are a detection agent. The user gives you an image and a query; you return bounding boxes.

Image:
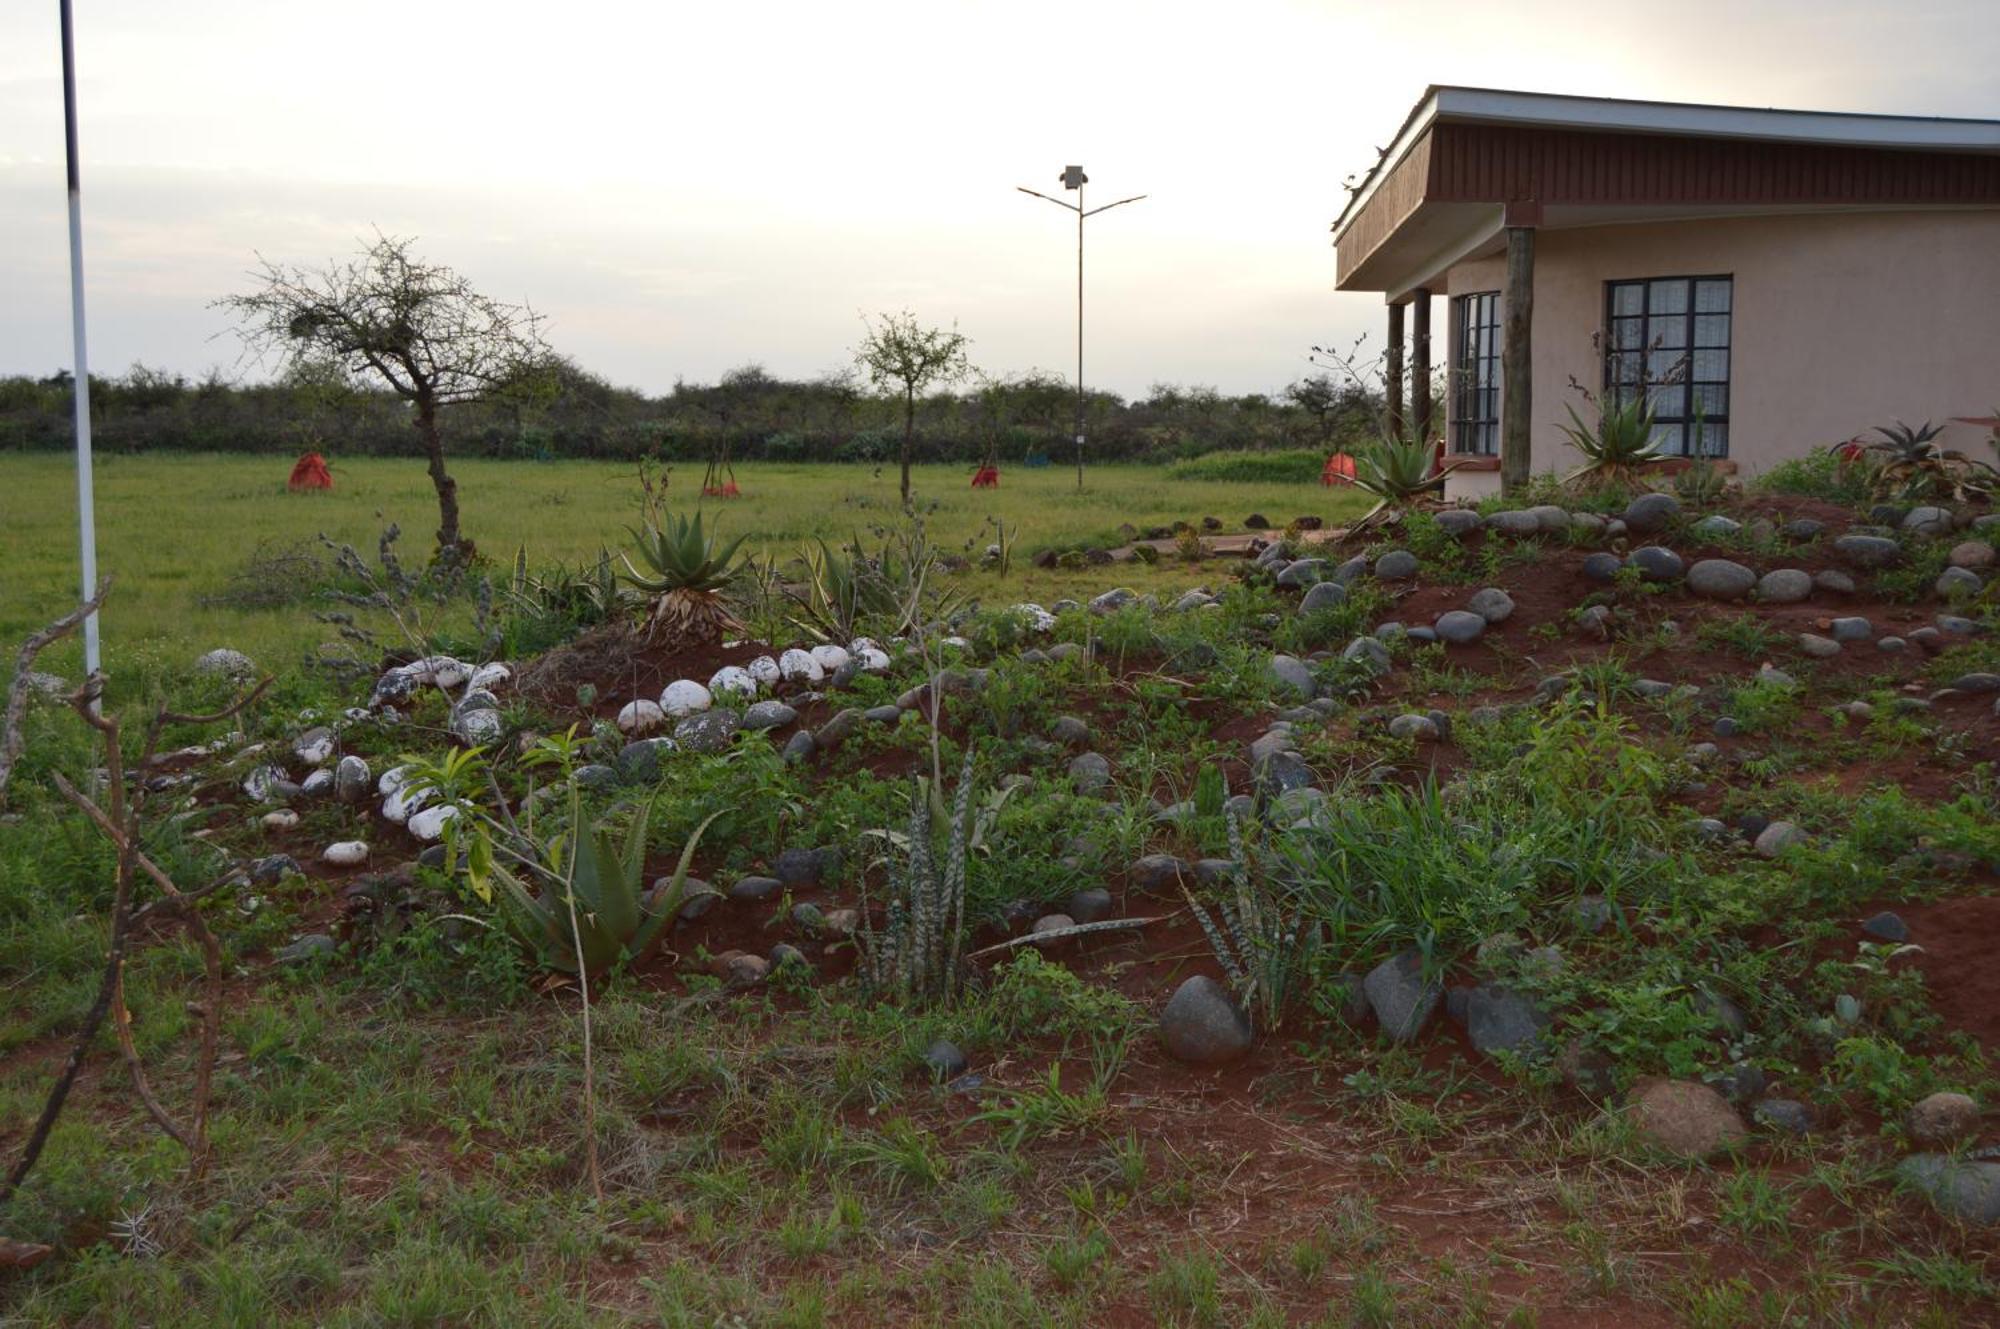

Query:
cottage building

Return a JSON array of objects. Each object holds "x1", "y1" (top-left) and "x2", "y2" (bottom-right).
[{"x1": 1331, "y1": 87, "x2": 2000, "y2": 499}]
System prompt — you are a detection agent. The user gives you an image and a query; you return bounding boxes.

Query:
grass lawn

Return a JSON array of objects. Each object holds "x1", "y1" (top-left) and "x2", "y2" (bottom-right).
[{"x1": 0, "y1": 453, "x2": 1364, "y2": 679}]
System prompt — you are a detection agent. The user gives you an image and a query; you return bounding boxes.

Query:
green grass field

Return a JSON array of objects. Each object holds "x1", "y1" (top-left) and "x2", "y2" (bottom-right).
[{"x1": 0, "y1": 453, "x2": 1363, "y2": 679}]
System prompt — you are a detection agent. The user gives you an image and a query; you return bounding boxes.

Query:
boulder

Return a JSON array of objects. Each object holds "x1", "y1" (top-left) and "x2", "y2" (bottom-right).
[
  {"x1": 1897, "y1": 1155, "x2": 2000, "y2": 1223},
  {"x1": 1268, "y1": 654, "x2": 1315, "y2": 700},
  {"x1": 1906, "y1": 1091, "x2": 1981, "y2": 1146},
  {"x1": 1434, "y1": 610, "x2": 1486, "y2": 644},
  {"x1": 1582, "y1": 551, "x2": 1623, "y2": 582},
  {"x1": 1949, "y1": 540, "x2": 1996, "y2": 570},
  {"x1": 1902, "y1": 505, "x2": 1955, "y2": 535},
  {"x1": 1362, "y1": 950, "x2": 1441, "y2": 1043},
  {"x1": 1374, "y1": 549, "x2": 1420, "y2": 580},
  {"x1": 1833, "y1": 534, "x2": 1901, "y2": 569},
  {"x1": 1299, "y1": 581, "x2": 1348, "y2": 613},
  {"x1": 1068, "y1": 752, "x2": 1113, "y2": 796},
  {"x1": 1158, "y1": 976, "x2": 1253, "y2": 1064},
  {"x1": 1465, "y1": 985, "x2": 1549, "y2": 1056},
  {"x1": 740, "y1": 700, "x2": 798, "y2": 731},
  {"x1": 1623, "y1": 492, "x2": 1681, "y2": 534},
  {"x1": 1467, "y1": 587, "x2": 1516, "y2": 623},
  {"x1": 1756, "y1": 569, "x2": 1813, "y2": 603},
  {"x1": 1686, "y1": 559, "x2": 1757, "y2": 600},
  {"x1": 1627, "y1": 546, "x2": 1685, "y2": 582},
  {"x1": 1274, "y1": 560, "x2": 1326, "y2": 589},
  {"x1": 1626, "y1": 1078, "x2": 1748, "y2": 1157},
  {"x1": 1754, "y1": 821, "x2": 1805, "y2": 857},
  {"x1": 1129, "y1": 854, "x2": 1188, "y2": 891}
]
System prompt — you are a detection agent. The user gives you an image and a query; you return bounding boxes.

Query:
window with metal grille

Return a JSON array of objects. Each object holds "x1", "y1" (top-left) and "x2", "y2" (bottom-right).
[
  {"x1": 1604, "y1": 276, "x2": 1732, "y2": 458},
  {"x1": 1450, "y1": 291, "x2": 1500, "y2": 455}
]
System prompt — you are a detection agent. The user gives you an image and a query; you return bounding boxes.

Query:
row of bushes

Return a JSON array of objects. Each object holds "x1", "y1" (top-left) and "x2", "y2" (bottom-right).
[{"x1": 0, "y1": 364, "x2": 1383, "y2": 464}]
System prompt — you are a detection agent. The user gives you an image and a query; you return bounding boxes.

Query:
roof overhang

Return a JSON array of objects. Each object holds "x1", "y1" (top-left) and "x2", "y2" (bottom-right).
[{"x1": 1333, "y1": 87, "x2": 2000, "y2": 297}]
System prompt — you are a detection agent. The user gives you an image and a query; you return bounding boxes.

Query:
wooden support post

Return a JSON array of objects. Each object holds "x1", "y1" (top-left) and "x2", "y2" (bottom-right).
[
  {"x1": 1385, "y1": 301, "x2": 1405, "y2": 441},
  {"x1": 1500, "y1": 227, "x2": 1535, "y2": 494},
  {"x1": 1410, "y1": 288, "x2": 1432, "y2": 442}
]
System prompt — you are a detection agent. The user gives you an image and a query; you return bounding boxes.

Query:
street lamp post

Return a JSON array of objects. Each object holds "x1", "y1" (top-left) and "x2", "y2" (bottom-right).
[{"x1": 1017, "y1": 166, "x2": 1144, "y2": 490}]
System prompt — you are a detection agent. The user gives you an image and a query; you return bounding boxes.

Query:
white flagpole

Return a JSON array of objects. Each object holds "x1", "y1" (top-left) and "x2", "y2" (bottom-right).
[{"x1": 60, "y1": 0, "x2": 102, "y2": 679}]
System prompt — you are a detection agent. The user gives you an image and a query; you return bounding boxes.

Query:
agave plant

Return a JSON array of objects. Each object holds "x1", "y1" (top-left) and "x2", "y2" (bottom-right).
[
  {"x1": 787, "y1": 527, "x2": 965, "y2": 644},
  {"x1": 1557, "y1": 393, "x2": 1665, "y2": 490},
  {"x1": 620, "y1": 511, "x2": 747, "y2": 649},
  {"x1": 1344, "y1": 433, "x2": 1457, "y2": 532},
  {"x1": 1847, "y1": 420, "x2": 1999, "y2": 502},
  {"x1": 481, "y1": 792, "x2": 719, "y2": 977},
  {"x1": 1671, "y1": 457, "x2": 1730, "y2": 506}
]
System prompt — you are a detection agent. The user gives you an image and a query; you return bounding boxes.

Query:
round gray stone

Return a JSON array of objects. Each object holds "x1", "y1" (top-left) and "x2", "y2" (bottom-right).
[
  {"x1": 1434, "y1": 610, "x2": 1487, "y2": 644},
  {"x1": 1628, "y1": 546, "x2": 1685, "y2": 582},
  {"x1": 1374, "y1": 549, "x2": 1419, "y2": 580},
  {"x1": 1467, "y1": 587, "x2": 1516, "y2": 623},
  {"x1": 1363, "y1": 950, "x2": 1441, "y2": 1042},
  {"x1": 1686, "y1": 559, "x2": 1757, "y2": 600},
  {"x1": 1756, "y1": 568, "x2": 1813, "y2": 603},
  {"x1": 1299, "y1": 581, "x2": 1348, "y2": 613},
  {"x1": 1158, "y1": 975, "x2": 1253, "y2": 1064},
  {"x1": 1623, "y1": 492, "x2": 1682, "y2": 534},
  {"x1": 1268, "y1": 654, "x2": 1315, "y2": 700},
  {"x1": 1833, "y1": 534, "x2": 1901, "y2": 569},
  {"x1": 1582, "y1": 551, "x2": 1623, "y2": 582}
]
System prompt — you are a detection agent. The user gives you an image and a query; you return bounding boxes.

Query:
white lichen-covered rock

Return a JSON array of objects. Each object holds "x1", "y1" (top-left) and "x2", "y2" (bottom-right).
[
  {"x1": 293, "y1": 728, "x2": 337, "y2": 765},
  {"x1": 381, "y1": 780, "x2": 432, "y2": 825},
  {"x1": 466, "y1": 662, "x2": 511, "y2": 692},
  {"x1": 413, "y1": 656, "x2": 471, "y2": 688},
  {"x1": 378, "y1": 764, "x2": 414, "y2": 796},
  {"x1": 855, "y1": 646, "x2": 891, "y2": 672},
  {"x1": 617, "y1": 699, "x2": 666, "y2": 734},
  {"x1": 407, "y1": 803, "x2": 460, "y2": 841},
  {"x1": 850, "y1": 636, "x2": 881, "y2": 655},
  {"x1": 242, "y1": 765, "x2": 288, "y2": 802},
  {"x1": 321, "y1": 840, "x2": 369, "y2": 866},
  {"x1": 263, "y1": 810, "x2": 299, "y2": 830},
  {"x1": 194, "y1": 648, "x2": 257, "y2": 679},
  {"x1": 708, "y1": 666, "x2": 758, "y2": 699},
  {"x1": 451, "y1": 707, "x2": 504, "y2": 744},
  {"x1": 660, "y1": 680, "x2": 713, "y2": 717},
  {"x1": 301, "y1": 769, "x2": 334, "y2": 797},
  {"x1": 779, "y1": 648, "x2": 824, "y2": 683},
  {"x1": 1011, "y1": 603, "x2": 1057, "y2": 633},
  {"x1": 745, "y1": 655, "x2": 782, "y2": 688},
  {"x1": 810, "y1": 644, "x2": 851, "y2": 673}
]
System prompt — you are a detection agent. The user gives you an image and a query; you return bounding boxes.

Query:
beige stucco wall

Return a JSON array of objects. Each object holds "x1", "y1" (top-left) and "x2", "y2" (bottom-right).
[{"x1": 1440, "y1": 209, "x2": 2000, "y2": 499}]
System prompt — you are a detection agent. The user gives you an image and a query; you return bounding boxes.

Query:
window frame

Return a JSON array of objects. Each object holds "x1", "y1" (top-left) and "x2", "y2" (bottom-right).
[
  {"x1": 1602, "y1": 274, "x2": 1733, "y2": 458},
  {"x1": 1449, "y1": 290, "x2": 1501, "y2": 456}
]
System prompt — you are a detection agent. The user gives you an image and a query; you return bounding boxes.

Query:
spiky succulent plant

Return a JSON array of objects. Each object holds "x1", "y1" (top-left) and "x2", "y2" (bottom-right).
[{"x1": 620, "y1": 511, "x2": 747, "y2": 649}]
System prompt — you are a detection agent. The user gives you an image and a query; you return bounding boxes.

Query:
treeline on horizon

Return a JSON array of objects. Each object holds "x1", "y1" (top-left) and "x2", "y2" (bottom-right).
[{"x1": 0, "y1": 360, "x2": 1385, "y2": 465}]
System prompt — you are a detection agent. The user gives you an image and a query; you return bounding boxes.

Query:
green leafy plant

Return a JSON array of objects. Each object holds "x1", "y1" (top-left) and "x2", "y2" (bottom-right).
[
  {"x1": 1348, "y1": 434, "x2": 1453, "y2": 529},
  {"x1": 1557, "y1": 392, "x2": 1665, "y2": 490},
  {"x1": 1847, "y1": 420, "x2": 1999, "y2": 503},
  {"x1": 1182, "y1": 810, "x2": 1314, "y2": 1031},
  {"x1": 478, "y1": 792, "x2": 720, "y2": 977},
  {"x1": 857, "y1": 752, "x2": 979, "y2": 1002},
  {"x1": 1673, "y1": 458, "x2": 1729, "y2": 506},
  {"x1": 620, "y1": 510, "x2": 747, "y2": 649}
]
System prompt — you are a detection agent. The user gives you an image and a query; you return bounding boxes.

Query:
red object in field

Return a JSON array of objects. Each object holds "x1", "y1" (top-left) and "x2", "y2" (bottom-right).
[
  {"x1": 701, "y1": 481, "x2": 742, "y2": 498},
  {"x1": 1836, "y1": 440, "x2": 1866, "y2": 463},
  {"x1": 971, "y1": 466, "x2": 1000, "y2": 488},
  {"x1": 1320, "y1": 453, "x2": 1356, "y2": 486},
  {"x1": 288, "y1": 452, "x2": 333, "y2": 491}
]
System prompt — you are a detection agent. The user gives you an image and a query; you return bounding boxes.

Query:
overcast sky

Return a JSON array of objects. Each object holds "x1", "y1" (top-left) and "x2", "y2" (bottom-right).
[{"x1": 3, "y1": 0, "x2": 1995, "y2": 398}]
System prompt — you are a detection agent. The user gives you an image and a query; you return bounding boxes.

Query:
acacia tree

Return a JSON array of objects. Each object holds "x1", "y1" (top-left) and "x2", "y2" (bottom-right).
[
  {"x1": 854, "y1": 311, "x2": 972, "y2": 503},
  {"x1": 218, "y1": 234, "x2": 552, "y2": 556}
]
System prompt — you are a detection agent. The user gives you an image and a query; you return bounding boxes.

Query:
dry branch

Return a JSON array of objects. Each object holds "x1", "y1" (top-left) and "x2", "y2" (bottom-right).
[{"x1": 0, "y1": 581, "x2": 109, "y2": 804}]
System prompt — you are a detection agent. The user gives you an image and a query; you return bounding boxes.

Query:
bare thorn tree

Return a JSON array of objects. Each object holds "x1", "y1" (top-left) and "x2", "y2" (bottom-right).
[
  {"x1": 217, "y1": 234, "x2": 554, "y2": 557},
  {"x1": 854, "y1": 311, "x2": 973, "y2": 505}
]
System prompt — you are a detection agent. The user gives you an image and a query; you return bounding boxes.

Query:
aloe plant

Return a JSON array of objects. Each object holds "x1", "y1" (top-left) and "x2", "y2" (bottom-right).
[
  {"x1": 480, "y1": 792, "x2": 719, "y2": 977},
  {"x1": 620, "y1": 510, "x2": 747, "y2": 649},
  {"x1": 1556, "y1": 393, "x2": 1665, "y2": 490}
]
